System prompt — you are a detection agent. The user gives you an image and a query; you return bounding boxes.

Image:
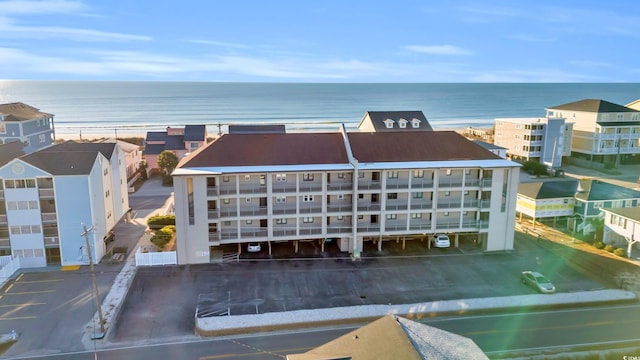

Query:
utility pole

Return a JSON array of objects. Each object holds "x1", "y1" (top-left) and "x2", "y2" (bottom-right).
[{"x1": 81, "y1": 223, "x2": 106, "y2": 339}]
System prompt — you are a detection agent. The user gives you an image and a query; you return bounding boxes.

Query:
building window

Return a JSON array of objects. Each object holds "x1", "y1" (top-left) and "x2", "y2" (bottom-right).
[
  {"x1": 244, "y1": 175, "x2": 251, "y2": 182},
  {"x1": 358, "y1": 194, "x2": 364, "y2": 199},
  {"x1": 617, "y1": 114, "x2": 624, "y2": 121},
  {"x1": 224, "y1": 221, "x2": 231, "y2": 226},
  {"x1": 384, "y1": 119, "x2": 394, "y2": 128},
  {"x1": 337, "y1": 194, "x2": 344, "y2": 200},
  {"x1": 187, "y1": 177, "x2": 194, "y2": 225},
  {"x1": 303, "y1": 195, "x2": 314, "y2": 202},
  {"x1": 223, "y1": 198, "x2": 230, "y2": 204},
  {"x1": 276, "y1": 196, "x2": 286, "y2": 203},
  {"x1": 358, "y1": 172, "x2": 364, "y2": 178},
  {"x1": 387, "y1": 193, "x2": 398, "y2": 200},
  {"x1": 103, "y1": 168, "x2": 108, "y2": 176},
  {"x1": 222, "y1": 176, "x2": 230, "y2": 182},
  {"x1": 464, "y1": 190, "x2": 469, "y2": 195},
  {"x1": 386, "y1": 214, "x2": 397, "y2": 220},
  {"x1": 413, "y1": 170, "x2": 424, "y2": 178},
  {"x1": 337, "y1": 215, "x2": 344, "y2": 220},
  {"x1": 412, "y1": 192, "x2": 423, "y2": 199},
  {"x1": 443, "y1": 212, "x2": 450, "y2": 216},
  {"x1": 303, "y1": 173, "x2": 314, "y2": 181},
  {"x1": 260, "y1": 175, "x2": 266, "y2": 186},
  {"x1": 411, "y1": 213, "x2": 422, "y2": 219},
  {"x1": 411, "y1": 118, "x2": 421, "y2": 128},
  {"x1": 444, "y1": 191, "x2": 450, "y2": 196},
  {"x1": 388, "y1": 171, "x2": 399, "y2": 179},
  {"x1": 246, "y1": 220, "x2": 253, "y2": 224},
  {"x1": 105, "y1": 190, "x2": 110, "y2": 197},
  {"x1": 358, "y1": 215, "x2": 364, "y2": 220},
  {"x1": 445, "y1": 169, "x2": 452, "y2": 176},
  {"x1": 276, "y1": 173, "x2": 287, "y2": 182},
  {"x1": 303, "y1": 217, "x2": 313, "y2": 223},
  {"x1": 275, "y1": 218, "x2": 287, "y2": 225},
  {"x1": 337, "y1": 172, "x2": 345, "y2": 179}
]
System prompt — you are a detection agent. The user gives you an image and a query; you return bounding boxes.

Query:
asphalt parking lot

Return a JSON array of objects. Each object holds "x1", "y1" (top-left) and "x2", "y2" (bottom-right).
[{"x1": 111, "y1": 232, "x2": 608, "y2": 343}]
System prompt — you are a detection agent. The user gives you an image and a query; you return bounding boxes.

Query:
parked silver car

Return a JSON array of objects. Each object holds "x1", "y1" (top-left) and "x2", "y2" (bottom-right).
[
  {"x1": 521, "y1": 271, "x2": 556, "y2": 293},
  {"x1": 247, "y1": 243, "x2": 261, "y2": 253}
]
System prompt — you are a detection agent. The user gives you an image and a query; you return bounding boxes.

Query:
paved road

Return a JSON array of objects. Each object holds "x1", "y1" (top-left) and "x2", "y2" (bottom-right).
[{"x1": 14, "y1": 304, "x2": 640, "y2": 359}]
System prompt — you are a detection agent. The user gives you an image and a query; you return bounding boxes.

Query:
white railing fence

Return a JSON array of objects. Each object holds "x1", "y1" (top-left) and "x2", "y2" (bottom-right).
[
  {"x1": 135, "y1": 248, "x2": 177, "y2": 266},
  {"x1": 0, "y1": 255, "x2": 21, "y2": 285}
]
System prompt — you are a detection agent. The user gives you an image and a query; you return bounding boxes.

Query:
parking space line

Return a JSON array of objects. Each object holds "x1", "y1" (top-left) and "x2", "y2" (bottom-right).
[
  {"x1": 15, "y1": 279, "x2": 64, "y2": 284},
  {"x1": 0, "y1": 316, "x2": 37, "y2": 321},
  {"x1": 4, "y1": 284, "x2": 13, "y2": 293},
  {"x1": 3, "y1": 290, "x2": 56, "y2": 295},
  {"x1": 15, "y1": 274, "x2": 23, "y2": 282},
  {"x1": 0, "y1": 302, "x2": 45, "y2": 308}
]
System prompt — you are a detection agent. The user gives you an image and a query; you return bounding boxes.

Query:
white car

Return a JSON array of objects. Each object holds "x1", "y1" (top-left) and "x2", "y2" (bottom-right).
[
  {"x1": 431, "y1": 234, "x2": 451, "y2": 248},
  {"x1": 247, "y1": 243, "x2": 261, "y2": 253}
]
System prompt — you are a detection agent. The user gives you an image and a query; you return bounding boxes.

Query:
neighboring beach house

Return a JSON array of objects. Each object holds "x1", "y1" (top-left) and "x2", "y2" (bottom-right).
[
  {"x1": 172, "y1": 125, "x2": 520, "y2": 265},
  {"x1": 472, "y1": 140, "x2": 507, "y2": 159},
  {"x1": 546, "y1": 99, "x2": 640, "y2": 166},
  {"x1": 601, "y1": 207, "x2": 640, "y2": 251},
  {"x1": 94, "y1": 138, "x2": 143, "y2": 181},
  {"x1": 143, "y1": 125, "x2": 207, "y2": 176},
  {"x1": 516, "y1": 180, "x2": 577, "y2": 228},
  {"x1": 357, "y1": 111, "x2": 433, "y2": 132},
  {"x1": 574, "y1": 179, "x2": 640, "y2": 234},
  {"x1": 0, "y1": 141, "x2": 129, "y2": 268},
  {"x1": 494, "y1": 117, "x2": 573, "y2": 168},
  {"x1": 0, "y1": 102, "x2": 55, "y2": 152}
]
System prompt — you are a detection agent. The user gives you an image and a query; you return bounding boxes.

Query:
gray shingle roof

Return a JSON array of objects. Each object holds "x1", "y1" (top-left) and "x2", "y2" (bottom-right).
[
  {"x1": 547, "y1": 99, "x2": 636, "y2": 113},
  {"x1": 46, "y1": 141, "x2": 116, "y2": 159},
  {"x1": 575, "y1": 179, "x2": 640, "y2": 201},
  {"x1": 0, "y1": 102, "x2": 53, "y2": 121},
  {"x1": 0, "y1": 141, "x2": 26, "y2": 167},
  {"x1": 359, "y1": 111, "x2": 433, "y2": 131},
  {"x1": 473, "y1": 139, "x2": 506, "y2": 150},
  {"x1": 184, "y1": 125, "x2": 207, "y2": 141},
  {"x1": 20, "y1": 150, "x2": 99, "y2": 175},
  {"x1": 518, "y1": 180, "x2": 578, "y2": 199}
]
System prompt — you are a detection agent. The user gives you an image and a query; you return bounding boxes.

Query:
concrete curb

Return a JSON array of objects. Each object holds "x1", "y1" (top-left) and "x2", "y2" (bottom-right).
[{"x1": 196, "y1": 289, "x2": 637, "y2": 336}]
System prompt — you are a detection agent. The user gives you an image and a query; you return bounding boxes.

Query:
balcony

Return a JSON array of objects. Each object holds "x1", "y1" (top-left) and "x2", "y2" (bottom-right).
[
  {"x1": 219, "y1": 208, "x2": 238, "y2": 218},
  {"x1": 220, "y1": 230, "x2": 239, "y2": 240},
  {"x1": 357, "y1": 225, "x2": 381, "y2": 233},
  {"x1": 464, "y1": 178, "x2": 482, "y2": 187},
  {"x1": 39, "y1": 188, "x2": 54, "y2": 198},
  {"x1": 239, "y1": 207, "x2": 268, "y2": 216},
  {"x1": 44, "y1": 236, "x2": 59, "y2": 246},
  {"x1": 272, "y1": 206, "x2": 297, "y2": 215},
  {"x1": 357, "y1": 203, "x2": 381, "y2": 212},
  {"x1": 219, "y1": 186, "x2": 236, "y2": 195},
  {"x1": 238, "y1": 185, "x2": 267, "y2": 194},
  {"x1": 462, "y1": 199, "x2": 479, "y2": 208},
  {"x1": 409, "y1": 223, "x2": 432, "y2": 231},
  {"x1": 384, "y1": 224, "x2": 408, "y2": 232},
  {"x1": 0, "y1": 237, "x2": 9, "y2": 248},
  {"x1": 327, "y1": 226, "x2": 352, "y2": 234},
  {"x1": 438, "y1": 179, "x2": 463, "y2": 188},
  {"x1": 206, "y1": 187, "x2": 217, "y2": 196},
  {"x1": 207, "y1": 210, "x2": 218, "y2": 219},
  {"x1": 358, "y1": 181, "x2": 381, "y2": 190},
  {"x1": 437, "y1": 200, "x2": 462, "y2": 209},
  {"x1": 0, "y1": 215, "x2": 6, "y2": 225},
  {"x1": 327, "y1": 204, "x2": 352, "y2": 213},
  {"x1": 385, "y1": 180, "x2": 409, "y2": 190},
  {"x1": 411, "y1": 179, "x2": 434, "y2": 189},
  {"x1": 273, "y1": 228, "x2": 297, "y2": 237},
  {"x1": 41, "y1": 213, "x2": 57, "y2": 223},
  {"x1": 327, "y1": 182, "x2": 353, "y2": 191},
  {"x1": 240, "y1": 229, "x2": 268, "y2": 238},
  {"x1": 299, "y1": 228, "x2": 322, "y2": 236},
  {"x1": 272, "y1": 184, "x2": 297, "y2": 193},
  {"x1": 385, "y1": 202, "x2": 408, "y2": 211},
  {"x1": 298, "y1": 183, "x2": 323, "y2": 192},
  {"x1": 479, "y1": 199, "x2": 491, "y2": 208},
  {"x1": 410, "y1": 202, "x2": 433, "y2": 210},
  {"x1": 0, "y1": 190, "x2": 3, "y2": 200}
]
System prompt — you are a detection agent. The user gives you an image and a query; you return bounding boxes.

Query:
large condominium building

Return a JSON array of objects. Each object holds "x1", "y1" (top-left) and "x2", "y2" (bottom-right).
[
  {"x1": 546, "y1": 99, "x2": 640, "y2": 165},
  {"x1": 0, "y1": 141, "x2": 129, "y2": 267},
  {"x1": 0, "y1": 102, "x2": 55, "y2": 152},
  {"x1": 172, "y1": 126, "x2": 520, "y2": 265},
  {"x1": 494, "y1": 117, "x2": 572, "y2": 168}
]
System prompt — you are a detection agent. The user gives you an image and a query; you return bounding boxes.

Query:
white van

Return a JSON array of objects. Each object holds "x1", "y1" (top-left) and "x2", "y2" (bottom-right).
[{"x1": 431, "y1": 234, "x2": 451, "y2": 248}]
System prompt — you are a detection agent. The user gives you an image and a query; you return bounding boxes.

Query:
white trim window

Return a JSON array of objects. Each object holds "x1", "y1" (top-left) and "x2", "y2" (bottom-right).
[
  {"x1": 386, "y1": 214, "x2": 397, "y2": 220},
  {"x1": 276, "y1": 218, "x2": 287, "y2": 224},
  {"x1": 303, "y1": 173, "x2": 314, "y2": 181},
  {"x1": 276, "y1": 173, "x2": 287, "y2": 182},
  {"x1": 388, "y1": 171, "x2": 399, "y2": 179},
  {"x1": 303, "y1": 217, "x2": 314, "y2": 223},
  {"x1": 413, "y1": 170, "x2": 424, "y2": 178},
  {"x1": 276, "y1": 196, "x2": 286, "y2": 203},
  {"x1": 303, "y1": 195, "x2": 314, "y2": 202}
]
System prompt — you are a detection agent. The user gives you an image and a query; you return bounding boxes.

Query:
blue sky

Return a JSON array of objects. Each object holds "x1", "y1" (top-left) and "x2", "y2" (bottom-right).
[{"x1": 0, "y1": 0, "x2": 639, "y2": 82}]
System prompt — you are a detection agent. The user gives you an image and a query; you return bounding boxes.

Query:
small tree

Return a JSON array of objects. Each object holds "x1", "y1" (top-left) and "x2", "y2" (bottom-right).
[
  {"x1": 521, "y1": 161, "x2": 548, "y2": 176},
  {"x1": 157, "y1": 150, "x2": 179, "y2": 185},
  {"x1": 157, "y1": 150, "x2": 179, "y2": 175},
  {"x1": 139, "y1": 160, "x2": 148, "y2": 180}
]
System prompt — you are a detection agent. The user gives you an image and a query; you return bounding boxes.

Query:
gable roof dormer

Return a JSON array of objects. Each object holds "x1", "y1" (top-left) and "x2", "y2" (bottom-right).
[
  {"x1": 357, "y1": 111, "x2": 433, "y2": 132},
  {"x1": 383, "y1": 118, "x2": 395, "y2": 129}
]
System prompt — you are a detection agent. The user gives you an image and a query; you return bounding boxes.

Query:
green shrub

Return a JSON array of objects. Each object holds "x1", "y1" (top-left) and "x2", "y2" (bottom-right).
[
  {"x1": 604, "y1": 244, "x2": 616, "y2": 253},
  {"x1": 521, "y1": 161, "x2": 548, "y2": 176},
  {"x1": 613, "y1": 248, "x2": 627, "y2": 257},
  {"x1": 147, "y1": 215, "x2": 176, "y2": 227},
  {"x1": 593, "y1": 241, "x2": 605, "y2": 249},
  {"x1": 150, "y1": 225, "x2": 175, "y2": 249}
]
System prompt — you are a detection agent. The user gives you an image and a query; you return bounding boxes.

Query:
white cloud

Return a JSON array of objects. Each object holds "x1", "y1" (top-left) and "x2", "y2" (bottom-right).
[
  {"x1": 404, "y1": 45, "x2": 473, "y2": 56},
  {"x1": 0, "y1": 0, "x2": 86, "y2": 14},
  {"x1": 189, "y1": 39, "x2": 248, "y2": 49},
  {"x1": 0, "y1": 18, "x2": 151, "y2": 41}
]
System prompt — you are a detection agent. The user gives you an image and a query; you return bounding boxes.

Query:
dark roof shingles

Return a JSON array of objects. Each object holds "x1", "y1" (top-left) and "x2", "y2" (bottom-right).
[{"x1": 548, "y1": 99, "x2": 636, "y2": 113}]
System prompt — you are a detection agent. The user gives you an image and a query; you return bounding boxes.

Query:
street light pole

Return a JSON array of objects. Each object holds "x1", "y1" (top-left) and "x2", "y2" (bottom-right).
[{"x1": 81, "y1": 223, "x2": 106, "y2": 339}]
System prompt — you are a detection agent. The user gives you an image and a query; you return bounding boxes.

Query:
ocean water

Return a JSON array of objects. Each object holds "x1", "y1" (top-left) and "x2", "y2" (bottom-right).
[{"x1": 1, "y1": 81, "x2": 640, "y2": 138}]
